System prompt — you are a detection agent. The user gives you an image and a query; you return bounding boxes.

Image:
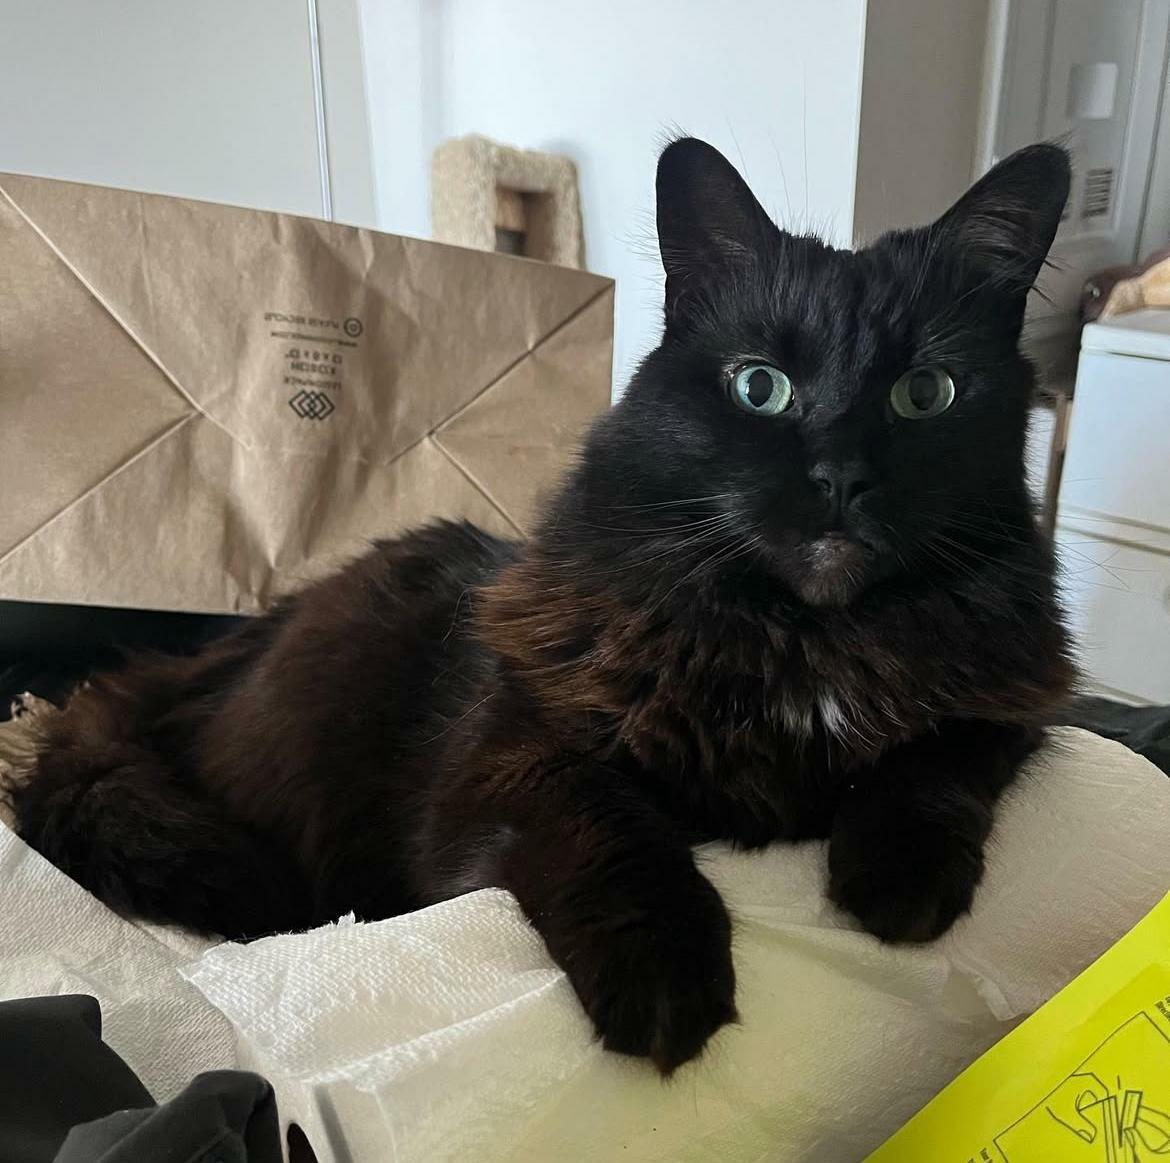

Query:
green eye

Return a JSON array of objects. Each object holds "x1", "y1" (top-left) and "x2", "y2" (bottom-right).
[
  {"x1": 890, "y1": 366, "x2": 956, "y2": 420},
  {"x1": 729, "y1": 364, "x2": 794, "y2": 416}
]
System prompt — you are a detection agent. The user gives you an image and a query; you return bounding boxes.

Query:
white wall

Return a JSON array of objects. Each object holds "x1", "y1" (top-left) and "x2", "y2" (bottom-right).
[
  {"x1": 373, "y1": 0, "x2": 868, "y2": 391},
  {"x1": 357, "y1": 0, "x2": 435, "y2": 239},
  {"x1": 1, "y1": 0, "x2": 879, "y2": 394},
  {"x1": 0, "y1": 0, "x2": 377, "y2": 223},
  {"x1": 853, "y1": 0, "x2": 990, "y2": 242}
]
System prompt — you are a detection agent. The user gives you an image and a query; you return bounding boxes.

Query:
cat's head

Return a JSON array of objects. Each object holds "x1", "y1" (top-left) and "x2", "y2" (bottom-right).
[{"x1": 582, "y1": 138, "x2": 1069, "y2": 608}]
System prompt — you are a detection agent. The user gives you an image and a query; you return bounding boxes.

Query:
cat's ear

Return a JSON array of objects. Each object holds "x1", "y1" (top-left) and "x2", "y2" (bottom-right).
[
  {"x1": 656, "y1": 137, "x2": 778, "y2": 318},
  {"x1": 933, "y1": 143, "x2": 1071, "y2": 296}
]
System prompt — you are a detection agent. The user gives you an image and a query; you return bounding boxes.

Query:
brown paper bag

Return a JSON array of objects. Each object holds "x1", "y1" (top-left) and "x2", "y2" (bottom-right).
[{"x1": 0, "y1": 174, "x2": 613, "y2": 615}]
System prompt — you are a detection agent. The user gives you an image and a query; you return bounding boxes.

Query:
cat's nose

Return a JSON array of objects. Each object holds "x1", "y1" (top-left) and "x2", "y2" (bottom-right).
[{"x1": 810, "y1": 462, "x2": 873, "y2": 512}]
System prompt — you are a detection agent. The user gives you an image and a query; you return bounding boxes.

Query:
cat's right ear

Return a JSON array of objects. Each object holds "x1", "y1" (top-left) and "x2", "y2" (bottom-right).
[
  {"x1": 932, "y1": 143, "x2": 1071, "y2": 298},
  {"x1": 656, "y1": 138, "x2": 778, "y2": 321}
]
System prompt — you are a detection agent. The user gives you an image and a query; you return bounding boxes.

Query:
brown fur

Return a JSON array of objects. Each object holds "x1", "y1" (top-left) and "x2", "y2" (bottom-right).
[{"x1": 13, "y1": 139, "x2": 1075, "y2": 1074}]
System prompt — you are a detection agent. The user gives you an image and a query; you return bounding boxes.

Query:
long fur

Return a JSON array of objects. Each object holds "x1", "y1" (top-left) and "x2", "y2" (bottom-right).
[{"x1": 13, "y1": 140, "x2": 1074, "y2": 1074}]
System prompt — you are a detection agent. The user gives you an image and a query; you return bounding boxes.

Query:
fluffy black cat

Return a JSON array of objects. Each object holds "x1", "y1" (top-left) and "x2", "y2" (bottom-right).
[{"x1": 13, "y1": 138, "x2": 1074, "y2": 1074}]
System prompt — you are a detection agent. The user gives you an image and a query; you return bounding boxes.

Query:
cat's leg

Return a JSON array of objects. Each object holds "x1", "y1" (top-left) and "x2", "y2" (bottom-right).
[
  {"x1": 827, "y1": 720, "x2": 1042, "y2": 943},
  {"x1": 435, "y1": 759, "x2": 736, "y2": 1075}
]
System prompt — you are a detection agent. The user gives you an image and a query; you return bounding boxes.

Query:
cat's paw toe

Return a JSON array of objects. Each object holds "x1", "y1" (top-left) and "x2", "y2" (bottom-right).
[
  {"x1": 592, "y1": 942, "x2": 738, "y2": 1075},
  {"x1": 828, "y1": 829, "x2": 983, "y2": 944},
  {"x1": 568, "y1": 891, "x2": 737, "y2": 1074}
]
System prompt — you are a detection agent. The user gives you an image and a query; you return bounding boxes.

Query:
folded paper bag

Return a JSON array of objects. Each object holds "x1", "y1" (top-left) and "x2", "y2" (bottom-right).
[{"x1": 0, "y1": 173, "x2": 613, "y2": 614}]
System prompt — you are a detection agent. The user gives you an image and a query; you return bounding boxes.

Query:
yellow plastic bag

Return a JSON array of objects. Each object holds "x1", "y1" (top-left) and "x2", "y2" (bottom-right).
[{"x1": 868, "y1": 892, "x2": 1170, "y2": 1162}]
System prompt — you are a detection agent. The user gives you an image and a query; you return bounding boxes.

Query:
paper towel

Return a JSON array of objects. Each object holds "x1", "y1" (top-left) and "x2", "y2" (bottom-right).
[
  {"x1": 182, "y1": 896, "x2": 597, "y2": 1162},
  {"x1": 3, "y1": 727, "x2": 1170, "y2": 1162}
]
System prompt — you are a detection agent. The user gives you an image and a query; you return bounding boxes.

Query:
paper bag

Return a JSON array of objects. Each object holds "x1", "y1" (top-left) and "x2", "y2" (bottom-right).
[{"x1": 0, "y1": 174, "x2": 613, "y2": 614}]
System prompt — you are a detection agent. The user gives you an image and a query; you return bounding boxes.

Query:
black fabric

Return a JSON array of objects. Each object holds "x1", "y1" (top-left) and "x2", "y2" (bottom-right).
[
  {"x1": 55, "y1": 1072, "x2": 282, "y2": 1163},
  {"x1": 0, "y1": 995, "x2": 282, "y2": 1163},
  {"x1": 1058, "y1": 695, "x2": 1170, "y2": 777},
  {"x1": 0, "y1": 600, "x2": 241, "y2": 720},
  {"x1": 0, "y1": 995, "x2": 152, "y2": 1163}
]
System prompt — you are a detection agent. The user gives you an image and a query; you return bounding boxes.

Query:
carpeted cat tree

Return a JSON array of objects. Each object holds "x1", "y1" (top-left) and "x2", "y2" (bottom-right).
[{"x1": 431, "y1": 134, "x2": 586, "y2": 269}]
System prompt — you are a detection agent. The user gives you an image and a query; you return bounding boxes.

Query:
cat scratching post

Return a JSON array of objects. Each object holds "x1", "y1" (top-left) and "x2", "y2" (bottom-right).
[{"x1": 431, "y1": 135, "x2": 586, "y2": 269}]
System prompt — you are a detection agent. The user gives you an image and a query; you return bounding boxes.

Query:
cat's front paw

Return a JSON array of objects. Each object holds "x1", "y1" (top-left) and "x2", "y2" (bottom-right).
[
  {"x1": 564, "y1": 879, "x2": 737, "y2": 1075},
  {"x1": 828, "y1": 813, "x2": 985, "y2": 944}
]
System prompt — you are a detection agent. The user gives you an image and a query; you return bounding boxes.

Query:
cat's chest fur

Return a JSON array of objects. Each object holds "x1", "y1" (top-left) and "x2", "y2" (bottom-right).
[
  {"x1": 610, "y1": 626, "x2": 876, "y2": 843},
  {"x1": 610, "y1": 599, "x2": 924, "y2": 799},
  {"x1": 583, "y1": 580, "x2": 1063, "y2": 838},
  {"x1": 480, "y1": 548, "x2": 1069, "y2": 841}
]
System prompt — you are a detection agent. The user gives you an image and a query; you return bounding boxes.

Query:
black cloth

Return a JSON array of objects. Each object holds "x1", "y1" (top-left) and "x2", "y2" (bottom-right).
[
  {"x1": 0, "y1": 995, "x2": 282, "y2": 1163},
  {"x1": 0, "y1": 995, "x2": 151, "y2": 1163},
  {"x1": 1057, "y1": 695, "x2": 1170, "y2": 776},
  {"x1": 55, "y1": 1073, "x2": 281, "y2": 1163},
  {"x1": 0, "y1": 600, "x2": 241, "y2": 721}
]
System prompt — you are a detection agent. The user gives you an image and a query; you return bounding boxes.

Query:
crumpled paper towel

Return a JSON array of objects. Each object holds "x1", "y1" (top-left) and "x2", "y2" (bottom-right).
[
  {"x1": 182, "y1": 894, "x2": 596, "y2": 1162},
  {"x1": 176, "y1": 728, "x2": 1170, "y2": 1163}
]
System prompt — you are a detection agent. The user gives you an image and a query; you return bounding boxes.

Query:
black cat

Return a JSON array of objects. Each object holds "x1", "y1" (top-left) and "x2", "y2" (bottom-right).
[{"x1": 13, "y1": 138, "x2": 1074, "y2": 1074}]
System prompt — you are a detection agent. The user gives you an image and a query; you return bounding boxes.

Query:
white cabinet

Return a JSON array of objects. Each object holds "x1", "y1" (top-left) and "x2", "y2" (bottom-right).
[{"x1": 1057, "y1": 310, "x2": 1170, "y2": 703}]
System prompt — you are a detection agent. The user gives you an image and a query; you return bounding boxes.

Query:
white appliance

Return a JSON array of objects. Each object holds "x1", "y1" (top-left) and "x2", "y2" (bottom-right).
[
  {"x1": 984, "y1": 0, "x2": 1170, "y2": 334},
  {"x1": 1057, "y1": 309, "x2": 1170, "y2": 703}
]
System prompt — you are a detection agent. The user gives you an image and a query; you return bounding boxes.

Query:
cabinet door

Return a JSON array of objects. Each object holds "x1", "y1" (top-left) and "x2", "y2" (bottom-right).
[
  {"x1": 1060, "y1": 349, "x2": 1170, "y2": 530},
  {"x1": 1056, "y1": 526, "x2": 1170, "y2": 703}
]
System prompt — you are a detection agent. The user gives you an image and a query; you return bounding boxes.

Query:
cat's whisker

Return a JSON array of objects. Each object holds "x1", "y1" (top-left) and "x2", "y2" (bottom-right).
[
  {"x1": 926, "y1": 532, "x2": 1050, "y2": 579},
  {"x1": 643, "y1": 530, "x2": 764, "y2": 618},
  {"x1": 574, "y1": 516, "x2": 745, "y2": 579},
  {"x1": 934, "y1": 518, "x2": 1038, "y2": 545},
  {"x1": 609, "y1": 493, "x2": 738, "y2": 512},
  {"x1": 577, "y1": 512, "x2": 742, "y2": 537},
  {"x1": 410, "y1": 693, "x2": 496, "y2": 748}
]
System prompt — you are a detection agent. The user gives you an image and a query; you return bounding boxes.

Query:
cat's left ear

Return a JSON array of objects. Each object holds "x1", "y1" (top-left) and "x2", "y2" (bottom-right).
[
  {"x1": 933, "y1": 143, "x2": 1071, "y2": 296},
  {"x1": 656, "y1": 137, "x2": 779, "y2": 320}
]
